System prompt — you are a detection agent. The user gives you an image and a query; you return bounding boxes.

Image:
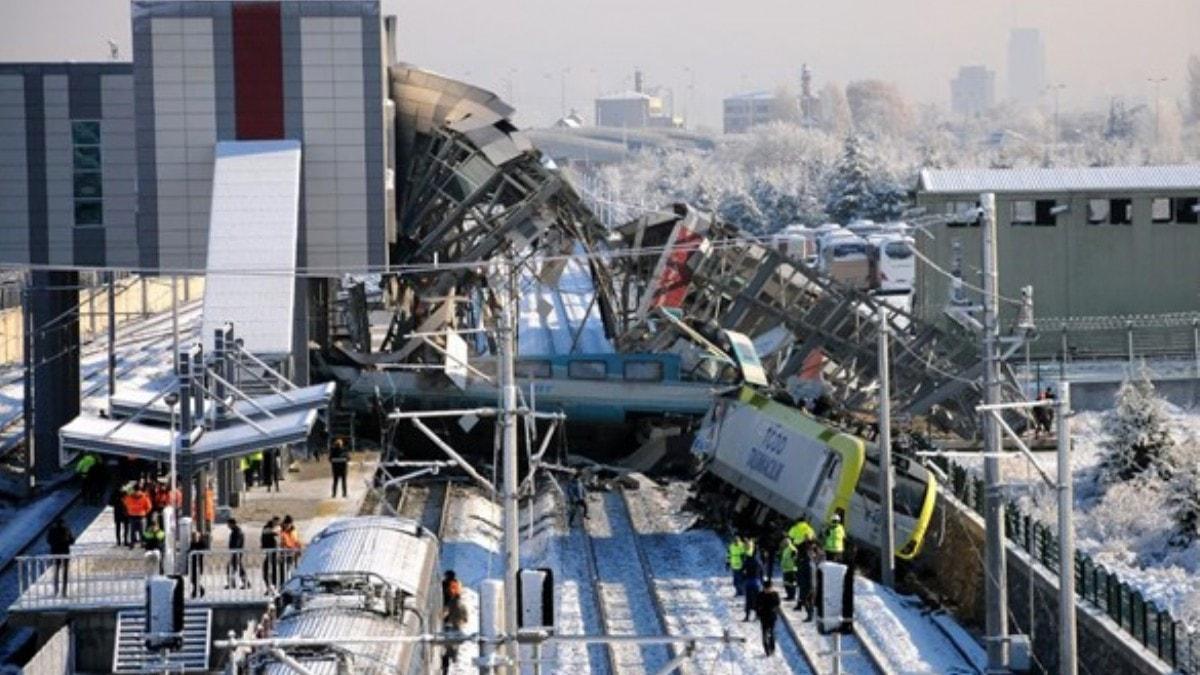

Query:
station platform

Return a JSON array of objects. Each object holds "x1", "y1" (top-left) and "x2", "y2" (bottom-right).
[{"x1": 9, "y1": 451, "x2": 378, "y2": 616}]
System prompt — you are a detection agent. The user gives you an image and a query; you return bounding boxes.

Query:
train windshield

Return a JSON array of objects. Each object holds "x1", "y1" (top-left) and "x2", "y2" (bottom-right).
[{"x1": 857, "y1": 460, "x2": 930, "y2": 518}]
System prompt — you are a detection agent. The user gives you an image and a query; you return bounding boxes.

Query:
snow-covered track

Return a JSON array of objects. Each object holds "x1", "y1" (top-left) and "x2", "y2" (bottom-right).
[
  {"x1": 582, "y1": 489, "x2": 673, "y2": 674},
  {"x1": 573, "y1": 504, "x2": 619, "y2": 675}
]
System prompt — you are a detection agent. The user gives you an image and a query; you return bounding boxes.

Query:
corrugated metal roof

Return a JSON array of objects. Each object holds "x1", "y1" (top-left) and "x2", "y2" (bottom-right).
[
  {"x1": 201, "y1": 141, "x2": 301, "y2": 357},
  {"x1": 289, "y1": 517, "x2": 436, "y2": 596},
  {"x1": 918, "y1": 165, "x2": 1200, "y2": 194},
  {"x1": 264, "y1": 607, "x2": 411, "y2": 675}
]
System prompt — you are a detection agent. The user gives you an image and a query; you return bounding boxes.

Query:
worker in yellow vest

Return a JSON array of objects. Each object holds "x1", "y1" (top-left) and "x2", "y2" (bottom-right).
[
  {"x1": 780, "y1": 537, "x2": 800, "y2": 601},
  {"x1": 787, "y1": 517, "x2": 815, "y2": 547},
  {"x1": 823, "y1": 513, "x2": 846, "y2": 563},
  {"x1": 727, "y1": 536, "x2": 746, "y2": 596}
]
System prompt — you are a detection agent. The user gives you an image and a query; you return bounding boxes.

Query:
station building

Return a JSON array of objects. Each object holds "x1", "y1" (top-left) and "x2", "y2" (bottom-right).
[{"x1": 914, "y1": 166, "x2": 1200, "y2": 358}]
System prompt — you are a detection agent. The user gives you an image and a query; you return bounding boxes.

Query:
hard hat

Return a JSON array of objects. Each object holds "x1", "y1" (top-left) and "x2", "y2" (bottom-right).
[{"x1": 831, "y1": 514, "x2": 841, "y2": 523}]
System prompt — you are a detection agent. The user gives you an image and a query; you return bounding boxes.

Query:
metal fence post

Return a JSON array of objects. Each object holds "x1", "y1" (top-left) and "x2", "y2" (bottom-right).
[{"x1": 1126, "y1": 320, "x2": 1135, "y2": 363}]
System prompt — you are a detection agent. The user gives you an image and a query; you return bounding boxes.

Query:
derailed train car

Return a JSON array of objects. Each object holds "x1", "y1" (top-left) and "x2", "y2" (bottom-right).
[
  {"x1": 245, "y1": 517, "x2": 441, "y2": 675},
  {"x1": 692, "y1": 387, "x2": 937, "y2": 560}
]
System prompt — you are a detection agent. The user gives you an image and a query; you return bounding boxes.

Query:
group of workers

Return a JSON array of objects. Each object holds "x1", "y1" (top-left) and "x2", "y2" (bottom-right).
[{"x1": 727, "y1": 511, "x2": 847, "y2": 655}]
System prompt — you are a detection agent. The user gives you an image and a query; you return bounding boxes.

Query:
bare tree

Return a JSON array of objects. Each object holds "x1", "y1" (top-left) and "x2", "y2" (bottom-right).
[
  {"x1": 816, "y1": 82, "x2": 851, "y2": 136},
  {"x1": 845, "y1": 79, "x2": 914, "y2": 139}
]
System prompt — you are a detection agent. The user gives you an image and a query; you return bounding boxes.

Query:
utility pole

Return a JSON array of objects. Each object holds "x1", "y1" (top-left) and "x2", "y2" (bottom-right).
[
  {"x1": 980, "y1": 192, "x2": 1009, "y2": 672},
  {"x1": 107, "y1": 272, "x2": 116, "y2": 397},
  {"x1": 876, "y1": 304, "x2": 895, "y2": 588},
  {"x1": 1056, "y1": 382, "x2": 1077, "y2": 675},
  {"x1": 496, "y1": 259, "x2": 520, "y2": 670}
]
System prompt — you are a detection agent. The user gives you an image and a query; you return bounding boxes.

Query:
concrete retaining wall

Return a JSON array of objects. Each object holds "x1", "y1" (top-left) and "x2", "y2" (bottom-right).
[{"x1": 914, "y1": 492, "x2": 1172, "y2": 674}]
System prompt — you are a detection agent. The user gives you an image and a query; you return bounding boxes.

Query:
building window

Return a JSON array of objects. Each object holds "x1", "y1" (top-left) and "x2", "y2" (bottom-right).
[
  {"x1": 71, "y1": 120, "x2": 102, "y2": 227},
  {"x1": 1012, "y1": 200, "x2": 1035, "y2": 225},
  {"x1": 1152, "y1": 198, "x2": 1173, "y2": 223},
  {"x1": 1033, "y1": 200, "x2": 1058, "y2": 226},
  {"x1": 73, "y1": 201, "x2": 103, "y2": 226},
  {"x1": 944, "y1": 200, "x2": 979, "y2": 227},
  {"x1": 1176, "y1": 197, "x2": 1200, "y2": 224},
  {"x1": 1110, "y1": 198, "x2": 1132, "y2": 225},
  {"x1": 1087, "y1": 199, "x2": 1109, "y2": 224}
]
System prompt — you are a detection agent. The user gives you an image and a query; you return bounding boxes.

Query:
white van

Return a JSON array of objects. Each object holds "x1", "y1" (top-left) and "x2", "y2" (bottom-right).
[{"x1": 869, "y1": 233, "x2": 915, "y2": 295}]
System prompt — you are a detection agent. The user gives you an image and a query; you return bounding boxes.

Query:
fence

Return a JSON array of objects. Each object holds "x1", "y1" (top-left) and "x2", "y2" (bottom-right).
[
  {"x1": 1033, "y1": 313, "x2": 1200, "y2": 364},
  {"x1": 14, "y1": 548, "x2": 299, "y2": 611},
  {"x1": 0, "y1": 274, "x2": 204, "y2": 366},
  {"x1": 937, "y1": 460, "x2": 1195, "y2": 672}
]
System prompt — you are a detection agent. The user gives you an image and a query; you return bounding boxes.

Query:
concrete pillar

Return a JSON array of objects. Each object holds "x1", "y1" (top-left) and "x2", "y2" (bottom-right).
[{"x1": 26, "y1": 270, "x2": 81, "y2": 486}]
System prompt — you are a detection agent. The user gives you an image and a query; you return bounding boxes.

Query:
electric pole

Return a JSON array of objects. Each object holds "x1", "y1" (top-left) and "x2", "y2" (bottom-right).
[
  {"x1": 981, "y1": 192, "x2": 1009, "y2": 672},
  {"x1": 877, "y1": 304, "x2": 895, "y2": 588},
  {"x1": 1056, "y1": 382, "x2": 1077, "y2": 675},
  {"x1": 496, "y1": 259, "x2": 521, "y2": 670}
]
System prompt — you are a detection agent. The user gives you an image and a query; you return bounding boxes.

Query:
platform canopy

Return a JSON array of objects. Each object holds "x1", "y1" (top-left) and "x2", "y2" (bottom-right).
[
  {"x1": 108, "y1": 382, "x2": 335, "y2": 425},
  {"x1": 59, "y1": 409, "x2": 318, "y2": 465}
]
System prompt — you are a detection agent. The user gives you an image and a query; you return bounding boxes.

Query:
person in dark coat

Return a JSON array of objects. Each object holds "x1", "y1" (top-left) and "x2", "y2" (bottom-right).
[
  {"x1": 189, "y1": 528, "x2": 210, "y2": 598},
  {"x1": 330, "y1": 439, "x2": 349, "y2": 498},
  {"x1": 441, "y1": 570, "x2": 467, "y2": 674},
  {"x1": 758, "y1": 527, "x2": 780, "y2": 581},
  {"x1": 741, "y1": 549, "x2": 764, "y2": 621},
  {"x1": 225, "y1": 519, "x2": 249, "y2": 589},
  {"x1": 755, "y1": 580, "x2": 782, "y2": 656},
  {"x1": 794, "y1": 540, "x2": 816, "y2": 621},
  {"x1": 110, "y1": 484, "x2": 128, "y2": 547},
  {"x1": 47, "y1": 518, "x2": 74, "y2": 596},
  {"x1": 260, "y1": 516, "x2": 280, "y2": 593}
]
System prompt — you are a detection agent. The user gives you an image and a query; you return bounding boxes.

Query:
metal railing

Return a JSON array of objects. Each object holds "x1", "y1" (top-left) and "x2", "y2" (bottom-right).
[
  {"x1": 14, "y1": 548, "x2": 301, "y2": 611},
  {"x1": 935, "y1": 459, "x2": 1195, "y2": 672}
]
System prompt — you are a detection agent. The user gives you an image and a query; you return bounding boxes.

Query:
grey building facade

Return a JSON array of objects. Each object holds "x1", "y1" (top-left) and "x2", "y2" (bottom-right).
[
  {"x1": 915, "y1": 166, "x2": 1200, "y2": 355},
  {"x1": 950, "y1": 65, "x2": 995, "y2": 117}
]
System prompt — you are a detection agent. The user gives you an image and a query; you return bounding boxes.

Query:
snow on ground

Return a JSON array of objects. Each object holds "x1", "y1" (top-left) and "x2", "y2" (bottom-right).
[
  {"x1": 962, "y1": 402, "x2": 1200, "y2": 627},
  {"x1": 623, "y1": 482, "x2": 813, "y2": 675},
  {"x1": 517, "y1": 253, "x2": 612, "y2": 357},
  {"x1": 439, "y1": 487, "x2": 502, "y2": 675},
  {"x1": 852, "y1": 576, "x2": 986, "y2": 674},
  {"x1": 584, "y1": 490, "x2": 671, "y2": 674}
]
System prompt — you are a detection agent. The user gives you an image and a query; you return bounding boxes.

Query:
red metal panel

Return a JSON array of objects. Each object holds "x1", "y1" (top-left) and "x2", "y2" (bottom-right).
[{"x1": 232, "y1": 2, "x2": 283, "y2": 140}]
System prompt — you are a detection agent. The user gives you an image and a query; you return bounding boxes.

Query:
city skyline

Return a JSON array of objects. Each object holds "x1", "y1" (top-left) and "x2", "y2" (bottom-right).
[{"x1": 1, "y1": 0, "x2": 1196, "y2": 128}]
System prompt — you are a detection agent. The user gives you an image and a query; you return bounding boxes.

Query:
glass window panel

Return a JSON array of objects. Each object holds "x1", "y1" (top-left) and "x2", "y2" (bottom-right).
[
  {"x1": 1152, "y1": 198, "x2": 1173, "y2": 223},
  {"x1": 1176, "y1": 197, "x2": 1199, "y2": 224},
  {"x1": 73, "y1": 146, "x2": 101, "y2": 171},
  {"x1": 567, "y1": 360, "x2": 607, "y2": 380},
  {"x1": 74, "y1": 200, "x2": 103, "y2": 226},
  {"x1": 74, "y1": 172, "x2": 102, "y2": 199},
  {"x1": 71, "y1": 121, "x2": 100, "y2": 146},
  {"x1": 1087, "y1": 199, "x2": 1109, "y2": 224},
  {"x1": 1110, "y1": 198, "x2": 1132, "y2": 225},
  {"x1": 1012, "y1": 200, "x2": 1034, "y2": 225},
  {"x1": 623, "y1": 361, "x2": 664, "y2": 382}
]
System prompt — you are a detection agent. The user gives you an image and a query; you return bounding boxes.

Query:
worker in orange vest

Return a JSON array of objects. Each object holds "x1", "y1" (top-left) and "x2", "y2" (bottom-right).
[
  {"x1": 122, "y1": 482, "x2": 152, "y2": 548},
  {"x1": 279, "y1": 514, "x2": 302, "y2": 575}
]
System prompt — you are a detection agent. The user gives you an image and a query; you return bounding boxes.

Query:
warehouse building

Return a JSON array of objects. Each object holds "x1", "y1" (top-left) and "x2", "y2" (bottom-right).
[{"x1": 914, "y1": 166, "x2": 1200, "y2": 358}]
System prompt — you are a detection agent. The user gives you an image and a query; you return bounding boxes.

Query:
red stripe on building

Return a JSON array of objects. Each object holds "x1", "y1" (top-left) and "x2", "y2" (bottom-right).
[{"x1": 232, "y1": 2, "x2": 284, "y2": 140}]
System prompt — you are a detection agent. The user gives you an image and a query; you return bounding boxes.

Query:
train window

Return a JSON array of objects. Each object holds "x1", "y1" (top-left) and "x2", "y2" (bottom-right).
[
  {"x1": 895, "y1": 479, "x2": 929, "y2": 518},
  {"x1": 516, "y1": 361, "x2": 551, "y2": 379},
  {"x1": 1152, "y1": 198, "x2": 1174, "y2": 223},
  {"x1": 567, "y1": 360, "x2": 607, "y2": 380},
  {"x1": 1011, "y1": 200, "x2": 1034, "y2": 226},
  {"x1": 1087, "y1": 199, "x2": 1109, "y2": 225},
  {"x1": 883, "y1": 241, "x2": 912, "y2": 259},
  {"x1": 623, "y1": 361, "x2": 664, "y2": 382},
  {"x1": 1109, "y1": 198, "x2": 1132, "y2": 225},
  {"x1": 1177, "y1": 197, "x2": 1200, "y2": 224}
]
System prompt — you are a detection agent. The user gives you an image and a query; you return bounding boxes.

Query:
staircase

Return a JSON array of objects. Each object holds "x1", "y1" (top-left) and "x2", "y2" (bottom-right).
[{"x1": 112, "y1": 607, "x2": 212, "y2": 673}]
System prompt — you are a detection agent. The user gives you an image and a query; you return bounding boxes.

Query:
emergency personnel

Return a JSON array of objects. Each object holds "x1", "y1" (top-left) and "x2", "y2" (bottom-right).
[
  {"x1": 123, "y1": 482, "x2": 152, "y2": 547},
  {"x1": 249, "y1": 451, "x2": 264, "y2": 487},
  {"x1": 279, "y1": 515, "x2": 301, "y2": 574},
  {"x1": 240, "y1": 455, "x2": 254, "y2": 490},
  {"x1": 787, "y1": 516, "x2": 815, "y2": 547},
  {"x1": 780, "y1": 537, "x2": 800, "y2": 601},
  {"x1": 111, "y1": 484, "x2": 130, "y2": 547},
  {"x1": 727, "y1": 536, "x2": 746, "y2": 596},
  {"x1": 756, "y1": 580, "x2": 782, "y2": 656},
  {"x1": 143, "y1": 516, "x2": 166, "y2": 558},
  {"x1": 329, "y1": 439, "x2": 349, "y2": 498},
  {"x1": 823, "y1": 512, "x2": 846, "y2": 564},
  {"x1": 759, "y1": 527, "x2": 780, "y2": 581},
  {"x1": 189, "y1": 528, "x2": 210, "y2": 598},
  {"x1": 75, "y1": 452, "x2": 101, "y2": 503}
]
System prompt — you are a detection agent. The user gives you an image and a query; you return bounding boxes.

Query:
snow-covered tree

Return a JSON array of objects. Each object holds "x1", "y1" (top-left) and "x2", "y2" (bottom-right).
[
  {"x1": 1099, "y1": 369, "x2": 1175, "y2": 484},
  {"x1": 825, "y1": 135, "x2": 907, "y2": 224},
  {"x1": 1166, "y1": 437, "x2": 1200, "y2": 545}
]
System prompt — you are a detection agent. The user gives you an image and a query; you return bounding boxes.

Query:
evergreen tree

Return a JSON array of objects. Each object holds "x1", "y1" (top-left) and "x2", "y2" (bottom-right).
[
  {"x1": 1166, "y1": 438, "x2": 1200, "y2": 545},
  {"x1": 1099, "y1": 369, "x2": 1175, "y2": 484},
  {"x1": 826, "y1": 135, "x2": 877, "y2": 223}
]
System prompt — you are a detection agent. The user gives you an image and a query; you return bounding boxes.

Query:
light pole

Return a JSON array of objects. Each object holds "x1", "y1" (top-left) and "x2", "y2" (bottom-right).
[
  {"x1": 1045, "y1": 83, "x2": 1066, "y2": 143},
  {"x1": 1147, "y1": 77, "x2": 1167, "y2": 145},
  {"x1": 164, "y1": 391, "x2": 180, "y2": 575}
]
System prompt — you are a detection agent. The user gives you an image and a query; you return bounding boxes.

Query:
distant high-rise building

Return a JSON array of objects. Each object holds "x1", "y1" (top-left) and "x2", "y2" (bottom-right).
[
  {"x1": 1007, "y1": 28, "x2": 1045, "y2": 104},
  {"x1": 950, "y1": 65, "x2": 996, "y2": 116}
]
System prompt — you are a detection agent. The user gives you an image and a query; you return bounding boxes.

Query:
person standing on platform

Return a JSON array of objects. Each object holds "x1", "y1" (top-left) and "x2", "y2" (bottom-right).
[
  {"x1": 780, "y1": 537, "x2": 799, "y2": 601},
  {"x1": 47, "y1": 518, "x2": 74, "y2": 597},
  {"x1": 279, "y1": 515, "x2": 301, "y2": 575},
  {"x1": 756, "y1": 580, "x2": 782, "y2": 656},
  {"x1": 260, "y1": 516, "x2": 280, "y2": 594},
  {"x1": 727, "y1": 535, "x2": 746, "y2": 596},
  {"x1": 823, "y1": 512, "x2": 846, "y2": 564},
  {"x1": 330, "y1": 439, "x2": 349, "y2": 498},
  {"x1": 226, "y1": 519, "x2": 249, "y2": 589},
  {"x1": 189, "y1": 528, "x2": 210, "y2": 598},
  {"x1": 111, "y1": 484, "x2": 129, "y2": 547},
  {"x1": 123, "y1": 482, "x2": 152, "y2": 548},
  {"x1": 794, "y1": 540, "x2": 817, "y2": 621}
]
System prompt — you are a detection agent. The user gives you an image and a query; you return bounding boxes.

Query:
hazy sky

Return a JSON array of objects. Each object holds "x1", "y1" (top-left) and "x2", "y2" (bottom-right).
[{"x1": 3, "y1": 0, "x2": 1197, "y2": 129}]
